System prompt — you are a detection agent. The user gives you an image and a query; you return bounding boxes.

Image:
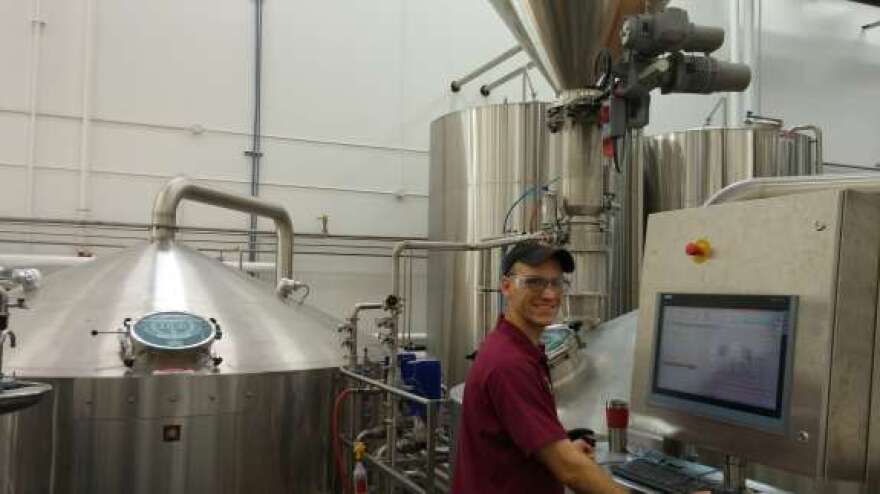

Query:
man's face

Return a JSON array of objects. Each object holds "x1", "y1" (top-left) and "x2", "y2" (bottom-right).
[{"x1": 500, "y1": 259, "x2": 565, "y2": 329}]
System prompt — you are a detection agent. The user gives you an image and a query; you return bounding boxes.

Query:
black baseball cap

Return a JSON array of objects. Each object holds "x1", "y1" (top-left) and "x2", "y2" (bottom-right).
[{"x1": 501, "y1": 240, "x2": 575, "y2": 275}]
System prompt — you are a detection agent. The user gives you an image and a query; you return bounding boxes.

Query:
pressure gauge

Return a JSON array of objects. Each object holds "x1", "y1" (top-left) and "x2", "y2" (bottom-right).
[{"x1": 131, "y1": 311, "x2": 216, "y2": 351}]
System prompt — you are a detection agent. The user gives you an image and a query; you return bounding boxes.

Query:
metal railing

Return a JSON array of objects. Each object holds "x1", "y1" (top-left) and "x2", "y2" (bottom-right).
[{"x1": 339, "y1": 367, "x2": 447, "y2": 494}]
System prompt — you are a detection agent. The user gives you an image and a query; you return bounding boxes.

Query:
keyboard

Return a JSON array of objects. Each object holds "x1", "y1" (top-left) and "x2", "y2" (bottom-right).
[{"x1": 611, "y1": 458, "x2": 717, "y2": 494}]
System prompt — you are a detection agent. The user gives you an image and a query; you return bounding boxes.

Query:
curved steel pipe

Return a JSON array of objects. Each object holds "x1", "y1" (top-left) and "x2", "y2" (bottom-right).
[
  {"x1": 151, "y1": 176, "x2": 294, "y2": 282},
  {"x1": 789, "y1": 125, "x2": 823, "y2": 174},
  {"x1": 704, "y1": 175, "x2": 880, "y2": 206}
]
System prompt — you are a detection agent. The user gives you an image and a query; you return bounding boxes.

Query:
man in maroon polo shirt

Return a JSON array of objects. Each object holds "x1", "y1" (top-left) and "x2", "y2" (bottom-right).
[{"x1": 452, "y1": 240, "x2": 626, "y2": 494}]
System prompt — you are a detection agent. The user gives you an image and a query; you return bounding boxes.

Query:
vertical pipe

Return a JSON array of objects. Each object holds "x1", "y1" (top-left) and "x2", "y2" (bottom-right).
[
  {"x1": 247, "y1": 0, "x2": 264, "y2": 262},
  {"x1": 425, "y1": 403, "x2": 436, "y2": 494},
  {"x1": 753, "y1": 0, "x2": 762, "y2": 114},
  {"x1": 77, "y1": 0, "x2": 95, "y2": 227},
  {"x1": 727, "y1": 0, "x2": 743, "y2": 127},
  {"x1": 24, "y1": 0, "x2": 45, "y2": 218},
  {"x1": 742, "y1": 0, "x2": 760, "y2": 116}
]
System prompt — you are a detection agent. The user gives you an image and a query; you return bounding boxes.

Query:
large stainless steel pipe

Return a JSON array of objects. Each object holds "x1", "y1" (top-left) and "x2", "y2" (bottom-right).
[
  {"x1": 151, "y1": 176, "x2": 294, "y2": 281},
  {"x1": 704, "y1": 175, "x2": 880, "y2": 206}
]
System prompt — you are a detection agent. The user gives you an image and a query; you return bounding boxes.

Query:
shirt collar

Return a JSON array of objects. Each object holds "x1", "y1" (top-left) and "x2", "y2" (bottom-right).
[{"x1": 496, "y1": 314, "x2": 547, "y2": 362}]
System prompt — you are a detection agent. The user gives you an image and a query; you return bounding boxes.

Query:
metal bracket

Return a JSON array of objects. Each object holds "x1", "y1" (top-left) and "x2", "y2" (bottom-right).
[{"x1": 450, "y1": 46, "x2": 523, "y2": 93}]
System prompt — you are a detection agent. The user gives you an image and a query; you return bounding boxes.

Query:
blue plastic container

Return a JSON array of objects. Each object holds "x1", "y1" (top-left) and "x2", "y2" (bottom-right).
[{"x1": 410, "y1": 358, "x2": 442, "y2": 417}]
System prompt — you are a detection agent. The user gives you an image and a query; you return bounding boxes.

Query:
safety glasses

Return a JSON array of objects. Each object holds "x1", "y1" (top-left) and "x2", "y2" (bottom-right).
[{"x1": 508, "y1": 275, "x2": 570, "y2": 293}]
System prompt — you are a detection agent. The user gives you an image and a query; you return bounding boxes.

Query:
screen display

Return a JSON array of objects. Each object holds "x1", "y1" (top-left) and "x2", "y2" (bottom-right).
[
  {"x1": 132, "y1": 312, "x2": 215, "y2": 350},
  {"x1": 652, "y1": 294, "x2": 794, "y2": 419}
]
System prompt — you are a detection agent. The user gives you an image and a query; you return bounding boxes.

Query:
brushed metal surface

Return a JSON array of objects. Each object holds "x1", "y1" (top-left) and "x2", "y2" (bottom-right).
[
  {"x1": 824, "y1": 192, "x2": 880, "y2": 480},
  {"x1": 4, "y1": 241, "x2": 341, "y2": 377},
  {"x1": 428, "y1": 103, "x2": 618, "y2": 385},
  {"x1": 706, "y1": 175, "x2": 880, "y2": 206},
  {"x1": 488, "y1": 0, "x2": 667, "y2": 92},
  {"x1": 868, "y1": 233, "x2": 880, "y2": 490},
  {"x1": 553, "y1": 311, "x2": 638, "y2": 432},
  {"x1": 0, "y1": 239, "x2": 343, "y2": 492},
  {"x1": 0, "y1": 381, "x2": 52, "y2": 415},
  {"x1": 550, "y1": 118, "x2": 610, "y2": 325},
  {"x1": 0, "y1": 371, "x2": 335, "y2": 493},
  {"x1": 627, "y1": 124, "x2": 818, "y2": 314},
  {"x1": 151, "y1": 176, "x2": 295, "y2": 283},
  {"x1": 632, "y1": 190, "x2": 865, "y2": 479},
  {"x1": 428, "y1": 103, "x2": 550, "y2": 385},
  {"x1": 643, "y1": 126, "x2": 817, "y2": 215}
]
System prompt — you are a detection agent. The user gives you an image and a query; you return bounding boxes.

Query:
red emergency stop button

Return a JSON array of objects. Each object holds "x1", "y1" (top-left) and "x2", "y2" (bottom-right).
[{"x1": 685, "y1": 239, "x2": 711, "y2": 263}]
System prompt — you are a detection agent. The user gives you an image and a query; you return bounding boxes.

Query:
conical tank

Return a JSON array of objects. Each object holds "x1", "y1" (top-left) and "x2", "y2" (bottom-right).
[
  {"x1": 489, "y1": 0, "x2": 668, "y2": 92},
  {"x1": 0, "y1": 180, "x2": 343, "y2": 493},
  {"x1": 5, "y1": 241, "x2": 340, "y2": 376}
]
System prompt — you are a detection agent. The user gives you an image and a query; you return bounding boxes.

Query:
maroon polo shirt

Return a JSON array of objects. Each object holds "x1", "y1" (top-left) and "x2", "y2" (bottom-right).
[{"x1": 452, "y1": 315, "x2": 567, "y2": 494}]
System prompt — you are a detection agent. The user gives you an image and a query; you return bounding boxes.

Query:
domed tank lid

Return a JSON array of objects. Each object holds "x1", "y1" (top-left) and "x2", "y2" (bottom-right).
[{"x1": 4, "y1": 177, "x2": 343, "y2": 377}]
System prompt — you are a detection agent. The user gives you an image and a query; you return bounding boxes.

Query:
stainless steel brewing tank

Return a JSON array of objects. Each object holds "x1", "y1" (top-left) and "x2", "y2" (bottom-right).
[
  {"x1": 428, "y1": 103, "x2": 550, "y2": 386},
  {"x1": 643, "y1": 125, "x2": 818, "y2": 213},
  {"x1": 608, "y1": 125, "x2": 820, "y2": 315},
  {"x1": 0, "y1": 241, "x2": 342, "y2": 493}
]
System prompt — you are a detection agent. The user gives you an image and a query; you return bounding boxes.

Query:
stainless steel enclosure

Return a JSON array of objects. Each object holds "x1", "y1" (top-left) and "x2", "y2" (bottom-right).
[
  {"x1": 0, "y1": 181, "x2": 342, "y2": 493},
  {"x1": 428, "y1": 103, "x2": 549, "y2": 385},
  {"x1": 643, "y1": 126, "x2": 819, "y2": 214},
  {"x1": 614, "y1": 124, "x2": 821, "y2": 314},
  {"x1": 632, "y1": 190, "x2": 880, "y2": 488}
]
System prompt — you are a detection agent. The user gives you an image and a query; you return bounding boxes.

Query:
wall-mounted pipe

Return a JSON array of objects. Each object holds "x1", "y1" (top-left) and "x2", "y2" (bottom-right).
[
  {"x1": 704, "y1": 175, "x2": 880, "y2": 206},
  {"x1": 862, "y1": 20, "x2": 880, "y2": 31},
  {"x1": 77, "y1": 0, "x2": 95, "y2": 226},
  {"x1": 246, "y1": 0, "x2": 265, "y2": 262},
  {"x1": 151, "y1": 176, "x2": 294, "y2": 283},
  {"x1": 24, "y1": 0, "x2": 46, "y2": 217},
  {"x1": 480, "y1": 62, "x2": 535, "y2": 97},
  {"x1": 450, "y1": 46, "x2": 522, "y2": 93}
]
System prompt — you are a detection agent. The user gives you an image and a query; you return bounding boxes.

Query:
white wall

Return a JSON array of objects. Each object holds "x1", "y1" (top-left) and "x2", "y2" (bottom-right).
[
  {"x1": 760, "y1": 0, "x2": 880, "y2": 168},
  {"x1": 1, "y1": 0, "x2": 879, "y2": 329},
  {"x1": 0, "y1": 0, "x2": 556, "y2": 332},
  {"x1": 0, "y1": 0, "x2": 552, "y2": 235}
]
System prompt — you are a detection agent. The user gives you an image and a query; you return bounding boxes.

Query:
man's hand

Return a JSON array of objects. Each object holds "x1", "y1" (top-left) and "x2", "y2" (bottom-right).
[{"x1": 538, "y1": 439, "x2": 626, "y2": 494}]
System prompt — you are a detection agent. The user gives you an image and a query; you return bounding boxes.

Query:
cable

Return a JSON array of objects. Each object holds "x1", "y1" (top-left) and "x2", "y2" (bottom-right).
[
  {"x1": 501, "y1": 177, "x2": 561, "y2": 235},
  {"x1": 332, "y1": 388, "x2": 355, "y2": 494}
]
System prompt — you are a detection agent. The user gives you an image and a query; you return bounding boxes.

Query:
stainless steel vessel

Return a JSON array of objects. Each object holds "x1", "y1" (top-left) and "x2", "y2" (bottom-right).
[
  {"x1": 428, "y1": 103, "x2": 549, "y2": 386},
  {"x1": 612, "y1": 123, "x2": 822, "y2": 314},
  {"x1": 489, "y1": 0, "x2": 668, "y2": 93},
  {"x1": 643, "y1": 124, "x2": 821, "y2": 214},
  {"x1": 0, "y1": 178, "x2": 342, "y2": 493}
]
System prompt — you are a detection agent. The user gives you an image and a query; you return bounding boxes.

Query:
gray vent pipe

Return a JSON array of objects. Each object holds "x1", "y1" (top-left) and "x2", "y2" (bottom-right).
[{"x1": 151, "y1": 176, "x2": 294, "y2": 282}]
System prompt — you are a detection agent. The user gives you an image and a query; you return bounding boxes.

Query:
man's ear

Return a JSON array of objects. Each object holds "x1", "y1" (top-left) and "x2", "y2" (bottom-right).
[{"x1": 499, "y1": 275, "x2": 512, "y2": 297}]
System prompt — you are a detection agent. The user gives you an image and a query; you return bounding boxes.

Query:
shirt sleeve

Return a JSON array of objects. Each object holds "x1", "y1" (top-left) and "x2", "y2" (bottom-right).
[{"x1": 486, "y1": 362, "x2": 567, "y2": 456}]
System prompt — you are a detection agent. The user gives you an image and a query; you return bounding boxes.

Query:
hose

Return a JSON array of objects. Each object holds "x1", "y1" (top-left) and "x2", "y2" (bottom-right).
[{"x1": 332, "y1": 388, "x2": 355, "y2": 494}]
